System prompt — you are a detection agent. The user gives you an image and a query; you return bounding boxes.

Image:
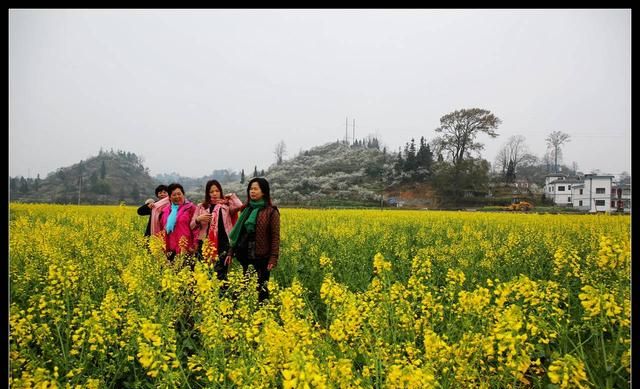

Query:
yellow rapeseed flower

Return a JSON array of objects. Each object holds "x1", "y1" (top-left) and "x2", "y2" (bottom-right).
[{"x1": 548, "y1": 354, "x2": 590, "y2": 389}]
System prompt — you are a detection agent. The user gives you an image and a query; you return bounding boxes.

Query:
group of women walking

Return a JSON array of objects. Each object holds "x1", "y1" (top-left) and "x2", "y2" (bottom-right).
[{"x1": 138, "y1": 177, "x2": 280, "y2": 302}]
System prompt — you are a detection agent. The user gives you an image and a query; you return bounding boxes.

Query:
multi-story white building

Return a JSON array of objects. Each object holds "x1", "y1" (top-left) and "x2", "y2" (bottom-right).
[
  {"x1": 611, "y1": 183, "x2": 632, "y2": 212},
  {"x1": 571, "y1": 174, "x2": 615, "y2": 212},
  {"x1": 544, "y1": 173, "x2": 582, "y2": 206},
  {"x1": 544, "y1": 173, "x2": 628, "y2": 213}
]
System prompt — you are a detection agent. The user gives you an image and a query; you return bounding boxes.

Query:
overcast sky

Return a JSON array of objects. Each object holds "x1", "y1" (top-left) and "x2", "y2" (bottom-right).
[{"x1": 9, "y1": 9, "x2": 631, "y2": 180}]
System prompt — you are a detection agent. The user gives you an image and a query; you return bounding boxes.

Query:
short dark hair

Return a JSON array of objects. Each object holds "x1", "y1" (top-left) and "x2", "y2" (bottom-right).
[
  {"x1": 246, "y1": 177, "x2": 271, "y2": 205},
  {"x1": 167, "y1": 183, "x2": 185, "y2": 196},
  {"x1": 155, "y1": 184, "x2": 168, "y2": 197}
]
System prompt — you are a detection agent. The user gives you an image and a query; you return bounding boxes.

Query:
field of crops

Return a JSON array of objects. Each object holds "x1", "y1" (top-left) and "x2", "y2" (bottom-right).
[{"x1": 9, "y1": 203, "x2": 630, "y2": 388}]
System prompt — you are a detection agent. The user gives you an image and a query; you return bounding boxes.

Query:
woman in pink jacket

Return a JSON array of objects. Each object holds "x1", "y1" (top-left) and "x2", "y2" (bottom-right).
[
  {"x1": 191, "y1": 180, "x2": 241, "y2": 288},
  {"x1": 159, "y1": 183, "x2": 197, "y2": 266}
]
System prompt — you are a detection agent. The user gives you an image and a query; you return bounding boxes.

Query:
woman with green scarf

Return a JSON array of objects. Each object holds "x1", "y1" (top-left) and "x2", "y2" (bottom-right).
[{"x1": 225, "y1": 177, "x2": 280, "y2": 302}]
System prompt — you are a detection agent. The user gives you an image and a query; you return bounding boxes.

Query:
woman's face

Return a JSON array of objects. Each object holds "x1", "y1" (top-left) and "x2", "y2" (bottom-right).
[
  {"x1": 157, "y1": 190, "x2": 168, "y2": 199},
  {"x1": 170, "y1": 188, "x2": 184, "y2": 204},
  {"x1": 249, "y1": 182, "x2": 263, "y2": 201},
  {"x1": 209, "y1": 185, "x2": 221, "y2": 201}
]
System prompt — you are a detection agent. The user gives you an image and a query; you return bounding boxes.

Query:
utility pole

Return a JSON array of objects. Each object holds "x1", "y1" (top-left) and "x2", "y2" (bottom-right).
[
  {"x1": 352, "y1": 119, "x2": 355, "y2": 145},
  {"x1": 78, "y1": 175, "x2": 82, "y2": 205},
  {"x1": 345, "y1": 117, "x2": 348, "y2": 144},
  {"x1": 380, "y1": 170, "x2": 384, "y2": 211}
]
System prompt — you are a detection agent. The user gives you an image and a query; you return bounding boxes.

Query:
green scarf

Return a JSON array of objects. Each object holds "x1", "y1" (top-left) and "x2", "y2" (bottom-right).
[{"x1": 229, "y1": 199, "x2": 266, "y2": 248}]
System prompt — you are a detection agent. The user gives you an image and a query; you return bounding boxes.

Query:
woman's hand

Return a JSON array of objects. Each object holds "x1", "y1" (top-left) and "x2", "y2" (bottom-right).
[
  {"x1": 198, "y1": 213, "x2": 212, "y2": 223},
  {"x1": 224, "y1": 255, "x2": 233, "y2": 266}
]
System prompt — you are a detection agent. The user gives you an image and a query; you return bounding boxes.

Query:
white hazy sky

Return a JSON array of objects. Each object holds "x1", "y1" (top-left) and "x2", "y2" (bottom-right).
[{"x1": 9, "y1": 9, "x2": 631, "y2": 179}]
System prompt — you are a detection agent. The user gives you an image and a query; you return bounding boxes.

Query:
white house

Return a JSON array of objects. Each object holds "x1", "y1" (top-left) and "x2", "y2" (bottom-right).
[
  {"x1": 545, "y1": 173, "x2": 626, "y2": 213},
  {"x1": 571, "y1": 174, "x2": 615, "y2": 212},
  {"x1": 544, "y1": 173, "x2": 581, "y2": 206}
]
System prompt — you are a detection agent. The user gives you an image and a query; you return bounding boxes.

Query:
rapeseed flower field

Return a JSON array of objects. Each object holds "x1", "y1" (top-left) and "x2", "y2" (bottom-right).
[{"x1": 9, "y1": 204, "x2": 630, "y2": 388}]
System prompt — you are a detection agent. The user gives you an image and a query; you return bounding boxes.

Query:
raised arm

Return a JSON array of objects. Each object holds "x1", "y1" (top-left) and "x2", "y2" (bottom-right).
[{"x1": 227, "y1": 193, "x2": 243, "y2": 214}]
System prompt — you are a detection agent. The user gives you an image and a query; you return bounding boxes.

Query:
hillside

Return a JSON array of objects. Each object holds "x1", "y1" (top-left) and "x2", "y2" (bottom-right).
[
  {"x1": 9, "y1": 150, "x2": 158, "y2": 205},
  {"x1": 264, "y1": 141, "x2": 435, "y2": 207},
  {"x1": 9, "y1": 142, "x2": 442, "y2": 207},
  {"x1": 155, "y1": 170, "x2": 240, "y2": 196},
  {"x1": 11, "y1": 140, "x2": 568, "y2": 208}
]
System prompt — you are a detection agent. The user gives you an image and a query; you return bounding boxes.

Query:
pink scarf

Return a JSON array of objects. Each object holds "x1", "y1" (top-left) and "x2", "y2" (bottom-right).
[
  {"x1": 150, "y1": 196, "x2": 171, "y2": 236},
  {"x1": 207, "y1": 200, "x2": 238, "y2": 250}
]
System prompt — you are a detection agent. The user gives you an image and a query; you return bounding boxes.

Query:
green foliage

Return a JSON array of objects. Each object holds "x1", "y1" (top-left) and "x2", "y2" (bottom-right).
[
  {"x1": 19, "y1": 177, "x2": 29, "y2": 193},
  {"x1": 10, "y1": 150, "x2": 156, "y2": 204},
  {"x1": 92, "y1": 180, "x2": 112, "y2": 195},
  {"x1": 505, "y1": 160, "x2": 516, "y2": 183},
  {"x1": 395, "y1": 136, "x2": 434, "y2": 182},
  {"x1": 433, "y1": 108, "x2": 501, "y2": 167},
  {"x1": 432, "y1": 158, "x2": 491, "y2": 204}
]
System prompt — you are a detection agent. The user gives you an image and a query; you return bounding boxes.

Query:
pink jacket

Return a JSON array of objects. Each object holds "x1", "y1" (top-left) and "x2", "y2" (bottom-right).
[
  {"x1": 159, "y1": 200, "x2": 197, "y2": 254},
  {"x1": 190, "y1": 193, "x2": 242, "y2": 243}
]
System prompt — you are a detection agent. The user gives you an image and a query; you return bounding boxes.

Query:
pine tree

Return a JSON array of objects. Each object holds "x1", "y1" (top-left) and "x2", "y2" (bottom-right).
[
  {"x1": 416, "y1": 137, "x2": 433, "y2": 172},
  {"x1": 404, "y1": 139, "x2": 417, "y2": 172},
  {"x1": 240, "y1": 169, "x2": 245, "y2": 184},
  {"x1": 505, "y1": 160, "x2": 516, "y2": 183},
  {"x1": 372, "y1": 137, "x2": 379, "y2": 150},
  {"x1": 396, "y1": 149, "x2": 404, "y2": 174}
]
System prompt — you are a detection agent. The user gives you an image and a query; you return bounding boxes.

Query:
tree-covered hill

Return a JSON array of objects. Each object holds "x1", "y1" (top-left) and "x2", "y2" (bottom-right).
[
  {"x1": 264, "y1": 141, "x2": 396, "y2": 206},
  {"x1": 10, "y1": 134, "x2": 581, "y2": 208},
  {"x1": 9, "y1": 150, "x2": 158, "y2": 205}
]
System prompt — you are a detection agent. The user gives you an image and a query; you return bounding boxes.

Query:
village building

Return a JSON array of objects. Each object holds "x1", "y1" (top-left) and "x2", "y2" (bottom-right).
[{"x1": 544, "y1": 173, "x2": 631, "y2": 213}]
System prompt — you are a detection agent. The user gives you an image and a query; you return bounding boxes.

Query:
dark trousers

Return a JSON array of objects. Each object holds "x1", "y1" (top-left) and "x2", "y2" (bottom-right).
[
  {"x1": 237, "y1": 256, "x2": 271, "y2": 302},
  {"x1": 213, "y1": 254, "x2": 230, "y2": 296},
  {"x1": 167, "y1": 251, "x2": 196, "y2": 271}
]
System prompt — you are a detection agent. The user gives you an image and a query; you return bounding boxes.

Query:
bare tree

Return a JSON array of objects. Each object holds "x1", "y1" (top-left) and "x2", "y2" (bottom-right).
[
  {"x1": 545, "y1": 131, "x2": 571, "y2": 173},
  {"x1": 274, "y1": 140, "x2": 287, "y2": 166},
  {"x1": 571, "y1": 161, "x2": 579, "y2": 175},
  {"x1": 494, "y1": 147, "x2": 509, "y2": 176},
  {"x1": 433, "y1": 108, "x2": 501, "y2": 168},
  {"x1": 542, "y1": 150, "x2": 555, "y2": 173},
  {"x1": 494, "y1": 135, "x2": 537, "y2": 181},
  {"x1": 618, "y1": 171, "x2": 630, "y2": 184}
]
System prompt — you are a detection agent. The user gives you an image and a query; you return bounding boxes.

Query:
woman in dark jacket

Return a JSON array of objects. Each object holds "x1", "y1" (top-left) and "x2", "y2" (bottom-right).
[
  {"x1": 137, "y1": 184, "x2": 168, "y2": 237},
  {"x1": 225, "y1": 177, "x2": 280, "y2": 302}
]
